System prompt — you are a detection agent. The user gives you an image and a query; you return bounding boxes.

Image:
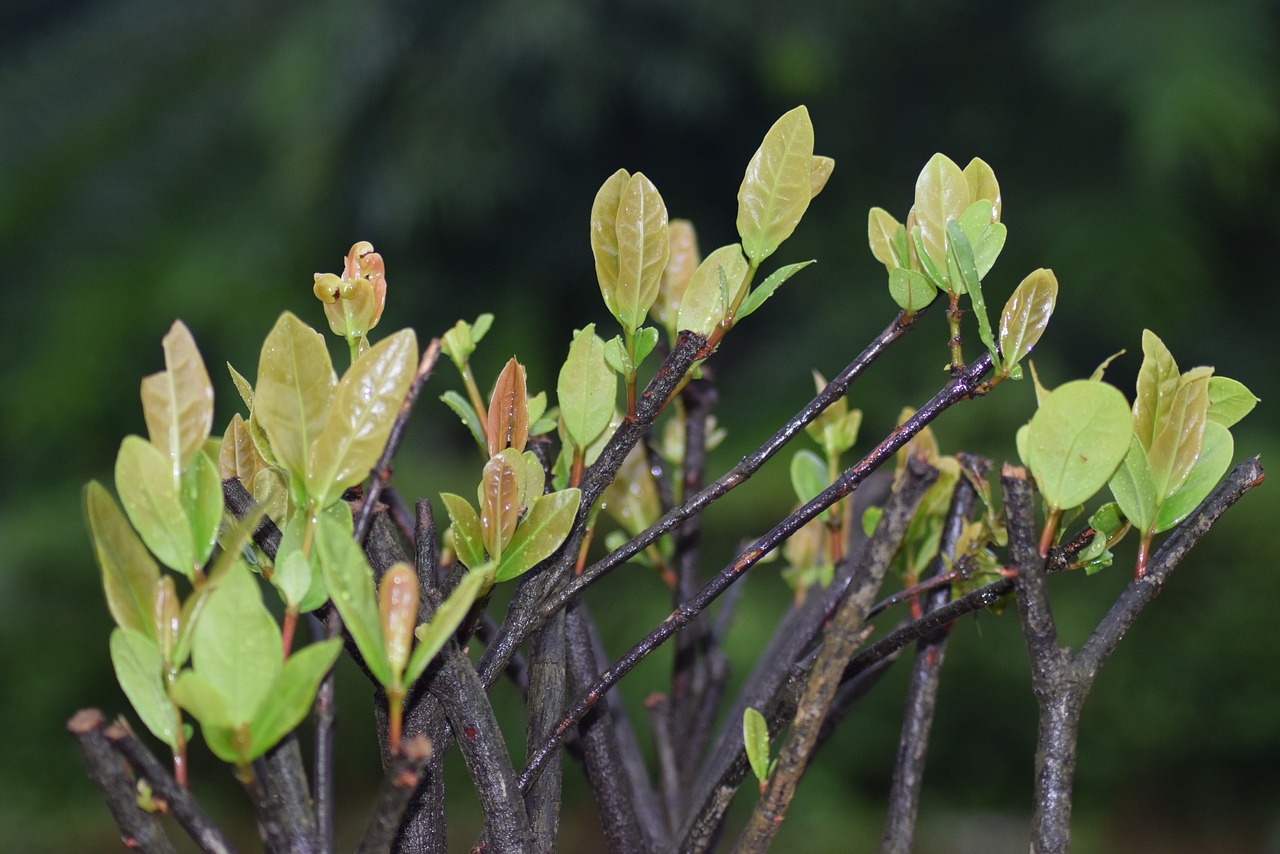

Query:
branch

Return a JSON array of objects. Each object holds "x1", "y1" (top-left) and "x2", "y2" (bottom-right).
[
  {"x1": 69, "y1": 710, "x2": 177, "y2": 854},
  {"x1": 881, "y1": 454, "x2": 989, "y2": 854},
  {"x1": 524, "y1": 609, "x2": 567, "y2": 850},
  {"x1": 355, "y1": 736, "x2": 434, "y2": 854},
  {"x1": 102, "y1": 717, "x2": 236, "y2": 854},
  {"x1": 517, "y1": 355, "x2": 992, "y2": 793},
  {"x1": 247, "y1": 736, "x2": 319, "y2": 853},
  {"x1": 1003, "y1": 465, "x2": 1069, "y2": 692},
  {"x1": 734, "y1": 456, "x2": 939, "y2": 851}
]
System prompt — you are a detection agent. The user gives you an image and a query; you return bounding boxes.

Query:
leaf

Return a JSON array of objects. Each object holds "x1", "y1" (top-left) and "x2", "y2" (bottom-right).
[
  {"x1": 1132, "y1": 330, "x2": 1180, "y2": 450},
  {"x1": 182, "y1": 449, "x2": 223, "y2": 568},
  {"x1": 1108, "y1": 436, "x2": 1157, "y2": 533},
  {"x1": 737, "y1": 106, "x2": 816, "y2": 265},
  {"x1": 558, "y1": 324, "x2": 616, "y2": 449},
  {"x1": 1153, "y1": 420, "x2": 1233, "y2": 532},
  {"x1": 654, "y1": 219, "x2": 700, "y2": 336},
  {"x1": 678, "y1": 244, "x2": 748, "y2": 337},
  {"x1": 248, "y1": 638, "x2": 342, "y2": 760},
  {"x1": 888, "y1": 267, "x2": 937, "y2": 313},
  {"x1": 275, "y1": 550, "x2": 313, "y2": 610},
  {"x1": 1147, "y1": 367, "x2": 1211, "y2": 500},
  {"x1": 307, "y1": 328, "x2": 418, "y2": 506},
  {"x1": 495, "y1": 489, "x2": 582, "y2": 583},
  {"x1": 947, "y1": 223, "x2": 997, "y2": 361},
  {"x1": 1206, "y1": 376, "x2": 1258, "y2": 428},
  {"x1": 172, "y1": 671, "x2": 235, "y2": 733},
  {"x1": 809, "y1": 156, "x2": 835, "y2": 198},
  {"x1": 252, "y1": 467, "x2": 290, "y2": 527},
  {"x1": 867, "y1": 208, "x2": 904, "y2": 272},
  {"x1": 612, "y1": 173, "x2": 670, "y2": 332},
  {"x1": 590, "y1": 169, "x2": 630, "y2": 322},
  {"x1": 315, "y1": 511, "x2": 392, "y2": 688},
  {"x1": 486, "y1": 358, "x2": 530, "y2": 457},
  {"x1": 219, "y1": 413, "x2": 266, "y2": 487},
  {"x1": 85, "y1": 481, "x2": 160, "y2": 638},
  {"x1": 999, "y1": 269, "x2": 1058, "y2": 375},
  {"x1": 912, "y1": 154, "x2": 970, "y2": 283},
  {"x1": 254, "y1": 312, "x2": 336, "y2": 478},
  {"x1": 440, "y1": 390, "x2": 487, "y2": 453},
  {"x1": 633, "y1": 326, "x2": 660, "y2": 366},
  {"x1": 954, "y1": 200, "x2": 1006, "y2": 279},
  {"x1": 111, "y1": 629, "x2": 181, "y2": 749},
  {"x1": 141, "y1": 321, "x2": 214, "y2": 482},
  {"x1": 743, "y1": 707, "x2": 771, "y2": 789},
  {"x1": 191, "y1": 563, "x2": 282, "y2": 725},
  {"x1": 1026, "y1": 380, "x2": 1133, "y2": 511},
  {"x1": 406, "y1": 568, "x2": 488, "y2": 686},
  {"x1": 441, "y1": 493, "x2": 485, "y2": 571},
  {"x1": 602, "y1": 335, "x2": 631, "y2": 377},
  {"x1": 379, "y1": 564, "x2": 419, "y2": 679},
  {"x1": 789, "y1": 450, "x2": 828, "y2": 505},
  {"x1": 227, "y1": 362, "x2": 255, "y2": 411},
  {"x1": 963, "y1": 157, "x2": 1002, "y2": 221},
  {"x1": 737, "y1": 260, "x2": 815, "y2": 321},
  {"x1": 479, "y1": 452, "x2": 522, "y2": 561},
  {"x1": 115, "y1": 436, "x2": 196, "y2": 576}
]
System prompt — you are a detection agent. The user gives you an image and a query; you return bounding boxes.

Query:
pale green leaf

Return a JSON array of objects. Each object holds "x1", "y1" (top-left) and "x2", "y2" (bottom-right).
[
  {"x1": 602, "y1": 334, "x2": 631, "y2": 377},
  {"x1": 867, "y1": 208, "x2": 904, "y2": 272},
  {"x1": 558, "y1": 324, "x2": 616, "y2": 450},
  {"x1": 307, "y1": 328, "x2": 417, "y2": 505},
  {"x1": 1206, "y1": 376, "x2": 1258, "y2": 428},
  {"x1": 440, "y1": 390, "x2": 487, "y2": 453},
  {"x1": 1153, "y1": 420, "x2": 1234, "y2": 532},
  {"x1": 789, "y1": 450, "x2": 827, "y2": 505},
  {"x1": 1148, "y1": 367, "x2": 1211, "y2": 500},
  {"x1": 495, "y1": 489, "x2": 582, "y2": 582},
  {"x1": 678, "y1": 244, "x2": 748, "y2": 337},
  {"x1": 191, "y1": 563, "x2": 281, "y2": 725},
  {"x1": 954, "y1": 200, "x2": 1006, "y2": 279},
  {"x1": 611, "y1": 173, "x2": 670, "y2": 332},
  {"x1": 888, "y1": 267, "x2": 937, "y2": 313},
  {"x1": 111, "y1": 628, "x2": 181, "y2": 749},
  {"x1": 115, "y1": 436, "x2": 195, "y2": 576},
  {"x1": 406, "y1": 569, "x2": 488, "y2": 687},
  {"x1": 999, "y1": 269, "x2": 1058, "y2": 375},
  {"x1": 737, "y1": 260, "x2": 815, "y2": 321},
  {"x1": 172, "y1": 670, "x2": 234, "y2": 732},
  {"x1": 441, "y1": 493, "x2": 485, "y2": 571},
  {"x1": 1026, "y1": 380, "x2": 1133, "y2": 511},
  {"x1": 254, "y1": 312, "x2": 336, "y2": 478},
  {"x1": 963, "y1": 157, "x2": 1002, "y2": 221},
  {"x1": 315, "y1": 512, "x2": 392, "y2": 688},
  {"x1": 219, "y1": 413, "x2": 266, "y2": 488},
  {"x1": 947, "y1": 223, "x2": 996, "y2": 360},
  {"x1": 737, "y1": 106, "x2": 815, "y2": 264},
  {"x1": 743, "y1": 707, "x2": 771, "y2": 788},
  {"x1": 810, "y1": 156, "x2": 835, "y2": 198},
  {"x1": 912, "y1": 154, "x2": 970, "y2": 282},
  {"x1": 1108, "y1": 436, "x2": 1156, "y2": 533},
  {"x1": 227, "y1": 362, "x2": 254, "y2": 411},
  {"x1": 182, "y1": 450, "x2": 222, "y2": 568},
  {"x1": 248, "y1": 638, "x2": 342, "y2": 760},
  {"x1": 1132, "y1": 330, "x2": 1180, "y2": 449},
  {"x1": 85, "y1": 481, "x2": 160, "y2": 638},
  {"x1": 633, "y1": 326, "x2": 660, "y2": 366},
  {"x1": 590, "y1": 169, "x2": 630, "y2": 321},
  {"x1": 141, "y1": 321, "x2": 214, "y2": 482}
]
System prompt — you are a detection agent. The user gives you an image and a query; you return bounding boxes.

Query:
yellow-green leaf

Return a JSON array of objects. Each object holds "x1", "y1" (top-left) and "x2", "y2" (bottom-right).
[
  {"x1": 590, "y1": 168, "x2": 630, "y2": 318},
  {"x1": 85, "y1": 481, "x2": 160, "y2": 638},
  {"x1": 248, "y1": 638, "x2": 342, "y2": 760},
  {"x1": 141, "y1": 321, "x2": 214, "y2": 483},
  {"x1": 115, "y1": 435, "x2": 196, "y2": 576},
  {"x1": 810, "y1": 156, "x2": 835, "y2": 199},
  {"x1": 912, "y1": 154, "x2": 970, "y2": 283},
  {"x1": 998, "y1": 269, "x2": 1058, "y2": 375},
  {"x1": 962, "y1": 157, "x2": 1002, "y2": 221},
  {"x1": 190, "y1": 563, "x2": 282, "y2": 725},
  {"x1": 1026, "y1": 380, "x2": 1132, "y2": 511},
  {"x1": 677, "y1": 244, "x2": 748, "y2": 337},
  {"x1": 1148, "y1": 367, "x2": 1211, "y2": 500},
  {"x1": 315, "y1": 512, "x2": 392, "y2": 688},
  {"x1": 611, "y1": 173, "x2": 670, "y2": 332},
  {"x1": 182, "y1": 449, "x2": 223, "y2": 568},
  {"x1": 558, "y1": 324, "x2": 616, "y2": 450},
  {"x1": 441, "y1": 493, "x2": 485, "y2": 570},
  {"x1": 1108, "y1": 435, "x2": 1156, "y2": 533},
  {"x1": 254, "y1": 312, "x2": 336, "y2": 479},
  {"x1": 1153, "y1": 420, "x2": 1234, "y2": 532},
  {"x1": 495, "y1": 489, "x2": 582, "y2": 582},
  {"x1": 1206, "y1": 376, "x2": 1258, "y2": 428},
  {"x1": 307, "y1": 328, "x2": 417, "y2": 505},
  {"x1": 219, "y1": 413, "x2": 266, "y2": 487},
  {"x1": 867, "y1": 207, "x2": 903, "y2": 273},
  {"x1": 737, "y1": 106, "x2": 816, "y2": 265},
  {"x1": 1132, "y1": 330, "x2": 1180, "y2": 450},
  {"x1": 111, "y1": 629, "x2": 181, "y2": 749},
  {"x1": 406, "y1": 568, "x2": 488, "y2": 687}
]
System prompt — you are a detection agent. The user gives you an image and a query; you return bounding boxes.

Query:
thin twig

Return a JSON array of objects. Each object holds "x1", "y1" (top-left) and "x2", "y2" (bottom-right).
[
  {"x1": 248, "y1": 736, "x2": 319, "y2": 853},
  {"x1": 69, "y1": 710, "x2": 177, "y2": 854},
  {"x1": 355, "y1": 736, "x2": 434, "y2": 854},
  {"x1": 734, "y1": 457, "x2": 939, "y2": 851},
  {"x1": 103, "y1": 717, "x2": 236, "y2": 854}
]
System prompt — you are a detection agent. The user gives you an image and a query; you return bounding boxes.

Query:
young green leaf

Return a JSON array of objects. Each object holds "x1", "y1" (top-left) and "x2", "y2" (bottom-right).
[
  {"x1": 247, "y1": 638, "x2": 342, "y2": 760},
  {"x1": 1108, "y1": 436, "x2": 1156, "y2": 533},
  {"x1": 867, "y1": 208, "x2": 904, "y2": 272},
  {"x1": 912, "y1": 154, "x2": 970, "y2": 283},
  {"x1": 494, "y1": 489, "x2": 582, "y2": 583},
  {"x1": 998, "y1": 269, "x2": 1058, "y2": 375},
  {"x1": 947, "y1": 222, "x2": 997, "y2": 361},
  {"x1": 315, "y1": 512, "x2": 392, "y2": 688},
  {"x1": 1132, "y1": 330, "x2": 1180, "y2": 450},
  {"x1": 441, "y1": 313, "x2": 494, "y2": 370},
  {"x1": 888, "y1": 267, "x2": 937, "y2": 313},
  {"x1": 962, "y1": 157, "x2": 1002, "y2": 221},
  {"x1": 558, "y1": 324, "x2": 616, "y2": 450},
  {"x1": 810, "y1": 155, "x2": 835, "y2": 198},
  {"x1": 307, "y1": 328, "x2": 418, "y2": 506},
  {"x1": 790, "y1": 450, "x2": 828, "y2": 505},
  {"x1": 737, "y1": 106, "x2": 816, "y2": 265},
  {"x1": 1152, "y1": 420, "x2": 1234, "y2": 532},
  {"x1": 85, "y1": 481, "x2": 160, "y2": 638},
  {"x1": 440, "y1": 390, "x2": 487, "y2": 452},
  {"x1": 110, "y1": 628, "x2": 181, "y2": 749},
  {"x1": 633, "y1": 326, "x2": 661, "y2": 367},
  {"x1": 227, "y1": 362, "x2": 255, "y2": 411},
  {"x1": 254, "y1": 312, "x2": 337, "y2": 478},
  {"x1": 406, "y1": 568, "x2": 489, "y2": 686},
  {"x1": 954, "y1": 200, "x2": 1006, "y2": 279},
  {"x1": 678, "y1": 244, "x2": 748, "y2": 337},
  {"x1": 440, "y1": 493, "x2": 485, "y2": 571},
  {"x1": 141, "y1": 321, "x2": 214, "y2": 483},
  {"x1": 592, "y1": 170, "x2": 670, "y2": 333},
  {"x1": 181, "y1": 449, "x2": 223, "y2": 568},
  {"x1": 1147, "y1": 367, "x2": 1211, "y2": 500},
  {"x1": 1205, "y1": 376, "x2": 1259, "y2": 428},
  {"x1": 115, "y1": 436, "x2": 196, "y2": 576},
  {"x1": 736, "y1": 260, "x2": 815, "y2": 321},
  {"x1": 743, "y1": 707, "x2": 773, "y2": 791},
  {"x1": 1026, "y1": 380, "x2": 1132, "y2": 511}
]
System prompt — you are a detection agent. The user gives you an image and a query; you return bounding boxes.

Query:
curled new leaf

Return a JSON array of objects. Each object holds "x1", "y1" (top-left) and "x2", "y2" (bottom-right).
[
  {"x1": 998, "y1": 269, "x2": 1058, "y2": 375},
  {"x1": 1132, "y1": 330, "x2": 1180, "y2": 450},
  {"x1": 867, "y1": 208, "x2": 904, "y2": 273},
  {"x1": 1026, "y1": 380, "x2": 1132, "y2": 511},
  {"x1": 141, "y1": 321, "x2": 214, "y2": 483},
  {"x1": 486, "y1": 358, "x2": 530, "y2": 457},
  {"x1": 738, "y1": 106, "x2": 816, "y2": 265}
]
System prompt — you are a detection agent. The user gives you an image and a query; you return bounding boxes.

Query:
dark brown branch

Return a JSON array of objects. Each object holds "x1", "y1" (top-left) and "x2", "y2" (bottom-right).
[
  {"x1": 102, "y1": 717, "x2": 236, "y2": 854},
  {"x1": 734, "y1": 456, "x2": 939, "y2": 851},
  {"x1": 356, "y1": 736, "x2": 434, "y2": 854},
  {"x1": 517, "y1": 354, "x2": 992, "y2": 794},
  {"x1": 69, "y1": 710, "x2": 177, "y2": 854},
  {"x1": 881, "y1": 454, "x2": 989, "y2": 854},
  {"x1": 221, "y1": 478, "x2": 281, "y2": 556},
  {"x1": 524, "y1": 609, "x2": 567, "y2": 850},
  {"x1": 247, "y1": 736, "x2": 319, "y2": 853}
]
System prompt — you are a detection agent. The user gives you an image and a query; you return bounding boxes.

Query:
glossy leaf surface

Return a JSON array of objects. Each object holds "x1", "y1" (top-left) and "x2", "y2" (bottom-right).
[
  {"x1": 441, "y1": 493, "x2": 485, "y2": 571},
  {"x1": 1147, "y1": 367, "x2": 1211, "y2": 499},
  {"x1": 182, "y1": 449, "x2": 222, "y2": 568},
  {"x1": 85, "y1": 481, "x2": 160, "y2": 638},
  {"x1": 315, "y1": 512, "x2": 392, "y2": 688},
  {"x1": 1153, "y1": 420, "x2": 1233, "y2": 532},
  {"x1": 1205, "y1": 376, "x2": 1259, "y2": 428},
  {"x1": 1026, "y1": 380, "x2": 1132, "y2": 510},
  {"x1": 1109, "y1": 436, "x2": 1156, "y2": 532},
  {"x1": 737, "y1": 106, "x2": 815, "y2": 265},
  {"x1": 963, "y1": 157, "x2": 1002, "y2": 220},
  {"x1": 486, "y1": 358, "x2": 530, "y2": 457},
  {"x1": 1132, "y1": 330, "x2": 1180, "y2": 449},
  {"x1": 558, "y1": 324, "x2": 616, "y2": 449},
  {"x1": 743, "y1": 707, "x2": 772, "y2": 789},
  {"x1": 867, "y1": 208, "x2": 903, "y2": 272},
  {"x1": 999, "y1": 269, "x2": 1058, "y2": 374},
  {"x1": 888, "y1": 267, "x2": 937, "y2": 313},
  {"x1": 248, "y1": 638, "x2": 341, "y2": 759},
  {"x1": 407, "y1": 568, "x2": 488, "y2": 686},
  {"x1": 678, "y1": 244, "x2": 748, "y2": 337},
  {"x1": 115, "y1": 435, "x2": 195, "y2": 575},
  {"x1": 111, "y1": 628, "x2": 180, "y2": 748},
  {"x1": 737, "y1": 260, "x2": 815, "y2": 321},
  {"x1": 379, "y1": 564, "x2": 419, "y2": 679},
  {"x1": 254, "y1": 312, "x2": 336, "y2": 478},
  {"x1": 495, "y1": 489, "x2": 582, "y2": 582},
  {"x1": 141, "y1": 321, "x2": 214, "y2": 482},
  {"x1": 809, "y1": 155, "x2": 835, "y2": 198},
  {"x1": 912, "y1": 153, "x2": 969, "y2": 282}
]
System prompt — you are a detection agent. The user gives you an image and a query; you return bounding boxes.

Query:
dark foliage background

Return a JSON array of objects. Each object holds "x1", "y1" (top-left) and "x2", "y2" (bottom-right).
[{"x1": 1, "y1": 1, "x2": 1277, "y2": 850}]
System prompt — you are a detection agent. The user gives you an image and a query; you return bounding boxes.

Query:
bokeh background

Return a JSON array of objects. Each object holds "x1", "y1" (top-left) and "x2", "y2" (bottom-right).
[{"x1": 2, "y1": 0, "x2": 1277, "y2": 851}]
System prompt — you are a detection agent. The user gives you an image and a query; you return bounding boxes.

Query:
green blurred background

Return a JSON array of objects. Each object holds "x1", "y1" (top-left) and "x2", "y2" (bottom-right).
[{"x1": 2, "y1": 0, "x2": 1277, "y2": 851}]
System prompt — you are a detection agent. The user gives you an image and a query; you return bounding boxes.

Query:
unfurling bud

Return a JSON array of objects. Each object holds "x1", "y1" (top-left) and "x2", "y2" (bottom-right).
[
  {"x1": 313, "y1": 241, "x2": 388, "y2": 347},
  {"x1": 378, "y1": 563, "x2": 419, "y2": 680}
]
